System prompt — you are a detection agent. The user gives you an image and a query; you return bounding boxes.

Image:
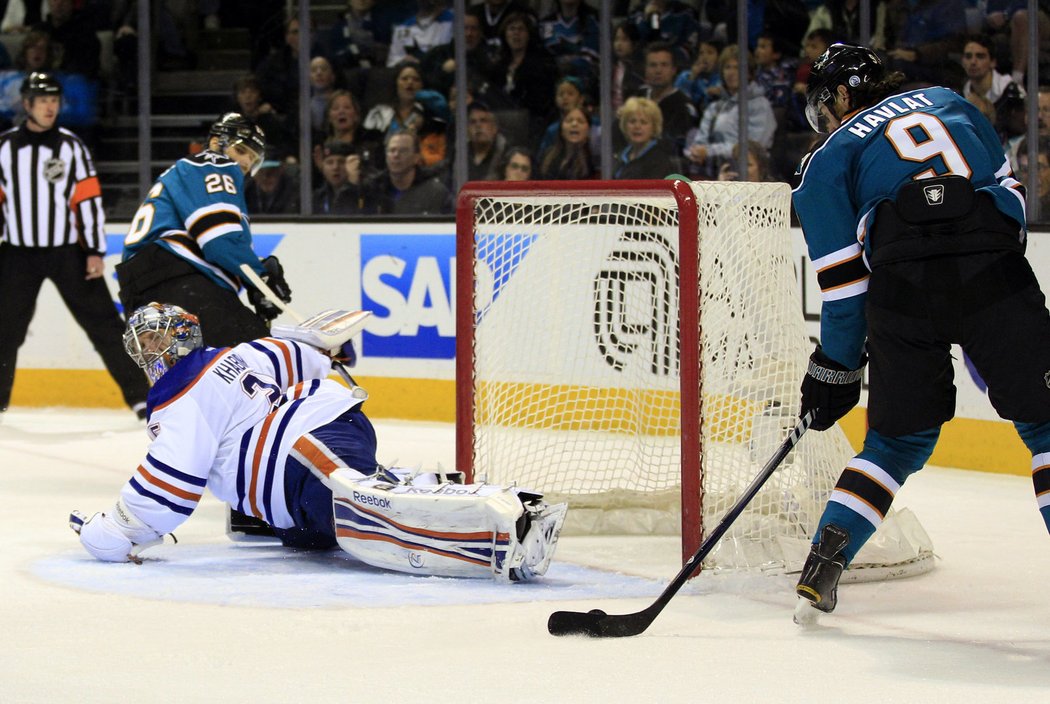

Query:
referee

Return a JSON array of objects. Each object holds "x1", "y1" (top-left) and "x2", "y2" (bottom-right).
[{"x1": 0, "y1": 73, "x2": 149, "y2": 418}]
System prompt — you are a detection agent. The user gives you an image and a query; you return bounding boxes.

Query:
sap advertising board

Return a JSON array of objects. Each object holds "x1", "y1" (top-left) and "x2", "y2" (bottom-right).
[{"x1": 360, "y1": 233, "x2": 457, "y2": 360}]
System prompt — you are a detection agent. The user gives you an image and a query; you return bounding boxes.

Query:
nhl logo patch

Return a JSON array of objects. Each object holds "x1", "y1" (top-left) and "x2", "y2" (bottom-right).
[
  {"x1": 923, "y1": 184, "x2": 944, "y2": 206},
  {"x1": 43, "y1": 157, "x2": 66, "y2": 184}
]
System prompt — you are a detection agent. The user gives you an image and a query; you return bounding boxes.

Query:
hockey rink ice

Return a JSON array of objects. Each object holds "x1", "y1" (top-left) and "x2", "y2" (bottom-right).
[{"x1": 3, "y1": 408, "x2": 1050, "y2": 703}]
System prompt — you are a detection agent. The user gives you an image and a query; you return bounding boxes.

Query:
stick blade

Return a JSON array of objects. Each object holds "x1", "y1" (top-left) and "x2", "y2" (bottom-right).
[{"x1": 547, "y1": 608, "x2": 651, "y2": 638}]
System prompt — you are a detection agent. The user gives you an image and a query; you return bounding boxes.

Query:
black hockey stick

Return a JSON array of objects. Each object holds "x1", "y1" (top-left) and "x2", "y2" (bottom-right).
[{"x1": 547, "y1": 410, "x2": 815, "y2": 638}]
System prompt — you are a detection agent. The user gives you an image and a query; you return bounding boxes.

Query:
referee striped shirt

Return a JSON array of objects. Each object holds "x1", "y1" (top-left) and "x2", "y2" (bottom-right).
[{"x1": 0, "y1": 124, "x2": 106, "y2": 253}]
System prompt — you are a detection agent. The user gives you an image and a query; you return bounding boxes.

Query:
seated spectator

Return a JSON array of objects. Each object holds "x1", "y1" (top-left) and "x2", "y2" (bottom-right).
[
  {"x1": 537, "y1": 107, "x2": 597, "y2": 180},
  {"x1": 498, "y1": 146, "x2": 533, "y2": 180},
  {"x1": 14, "y1": 29, "x2": 57, "y2": 72},
  {"x1": 724, "y1": 0, "x2": 810, "y2": 57},
  {"x1": 613, "y1": 96, "x2": 679, "y2": 179},
  {"x1": 806, "y1": 0, "x2": 886, "y2": 48},
  {"x1": 961, "y1": 33, "x2": 1020, "y2": 105},
  {"x1": 1038, "y1": 85, "x2": 1050, "y2": 136},
  {"x1": 112, "y1": 2, "x2": 194, "y2": 89},
  {"x1": 540, "y1": 0, "x2": 600, "y2": 80},
  {"x1": 753, "y1": 32, "x2": 797, "y2": 111},
  {"x1": 882, "y1": 0, "x2": 968, "y2": 88},
  {"x1": 309, "y1": 55, "x2": 346, "y2": 132},
  {"x1": 611, "y1": 20, "x2": 644, "y2": 111},
  {"x1": 255, "y1": 16, "x2": 323, "y2": 118},
  {"x1": 1016, "y1": 135, "x2": 1050, "y2": 219},
  {"x1": 482, "y1": 11, "x2": 557, "y2": 148},
  {"x1": 467, "y1": 101, "x2": 511, "y2": 182},
  {"x1": 231, "y1": 74, "x2": 294, "y2": 160},
  {"x1": 385, "y1": 0, "x2": 454, "y2": 67},
  {"x1": 364, "y1": 60, "x2": 449, "y2": 138},
  {"x1": 312, "y1": 140, "x2": 362, "y2": 215},
  {"x1": 635, "y1": 41, "x2": 698, "y2": 153},
  {"x1": 469, "y1": 0, "x2": 535, "y2": 50},
  {"x1": 323, "y1": 0, "x2": 385, "y2": 71},
  {"x1": 629, "y1": 0, "x2": 702, "y2": 67},
  {"x1": 313, "y1": 89, "x2": 383, "y2": 177},
  {"x1": 983, "y1": 1, "x2": 1050, "y2": 84},
  {"x1": 674, "y1": 39, "x2": 722, "y2": 115},
  {"x1": 684, "y1": 45, "x2": 776, "y2": 180},
  {"x1": 244, "y1": 152, "x2": 301, "y2": 215},
  {"x1": 35, "y1": 0, "x2": 101, "y2": 78},
  {"x1": 420, "y1": 11, "x2": 494, "y2": 97},
  {"x1": 789, "y1": 28, "x2": 835, "y2": 131},
  {"x1": 536, "y1": 75, "x2": 591, "y2": 159},
  {"x1": 358, "y1": 130, "x2": 451, "y2": 214},
  {"x1": 718, "y1": 140, "x2": 773, "y2": 182}
]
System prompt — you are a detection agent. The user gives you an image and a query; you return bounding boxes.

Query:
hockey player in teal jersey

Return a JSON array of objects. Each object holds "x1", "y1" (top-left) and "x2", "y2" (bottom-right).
[
  {"x1": 116, "y1": 113, "x2": 292, "y2": 348},
  {"x1": 792, "y1": 44, "x2": 1050, "y2": 617}
]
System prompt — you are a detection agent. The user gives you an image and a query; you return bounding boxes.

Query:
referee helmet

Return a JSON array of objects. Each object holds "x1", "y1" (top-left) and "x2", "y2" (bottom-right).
[{"x1": 21, "y1": 72, "x2": 63, "y2": 101}]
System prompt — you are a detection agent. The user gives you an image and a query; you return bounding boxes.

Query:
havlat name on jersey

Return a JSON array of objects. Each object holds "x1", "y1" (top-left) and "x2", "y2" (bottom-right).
[
  {"x1": 212, "y1": 353, "x2": 249, "y2": 383},
  {"x1": 846, "y1": 93, "x2": 935, "y2": 139}
]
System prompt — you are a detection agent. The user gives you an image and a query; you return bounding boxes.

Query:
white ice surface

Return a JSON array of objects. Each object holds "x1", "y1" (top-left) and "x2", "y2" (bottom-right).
[{"x1": 3, "y1": 408, "x2": 1050, "y2": 703}]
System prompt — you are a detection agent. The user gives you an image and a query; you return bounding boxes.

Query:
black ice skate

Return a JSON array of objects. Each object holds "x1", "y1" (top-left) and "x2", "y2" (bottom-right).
[{"x1": 795, "y1": 523, "x2": 850, "y2": 613}]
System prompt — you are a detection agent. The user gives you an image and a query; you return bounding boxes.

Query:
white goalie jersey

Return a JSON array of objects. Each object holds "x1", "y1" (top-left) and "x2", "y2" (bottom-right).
[{"x1": 121, "y1": 338, "x2": 359, "y2": 536}]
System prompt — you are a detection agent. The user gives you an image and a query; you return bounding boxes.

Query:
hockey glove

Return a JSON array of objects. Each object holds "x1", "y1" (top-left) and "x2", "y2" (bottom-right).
[
  {"x1": 247, "y1": 256, "x2": 292, "y2": 323},
  {"x1": 69, "y1": 499, "x2": 164, "y2": 563},
  {"x1": 800, "y1": 345, "x2": 866, "y2": 431}
]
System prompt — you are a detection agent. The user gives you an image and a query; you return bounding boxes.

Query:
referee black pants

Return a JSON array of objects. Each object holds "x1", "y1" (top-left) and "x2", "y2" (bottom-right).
[{"x1": 0, "y1": 244, "x2": 150, "y2": 411}]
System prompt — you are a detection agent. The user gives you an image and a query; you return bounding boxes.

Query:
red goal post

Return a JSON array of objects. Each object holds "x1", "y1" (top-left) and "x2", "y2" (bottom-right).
[{"x1": 455, "y1": 179, "x2": 934, "y2": 579}]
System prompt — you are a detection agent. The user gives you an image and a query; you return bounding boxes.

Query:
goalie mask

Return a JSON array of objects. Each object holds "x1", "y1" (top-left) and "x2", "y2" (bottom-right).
[
  {"x1": 124, "y1": 303, "x2": 203, "y2": 385},
  {"x1": 805, "y1": 43, "x2": 884, "y2": 133}
]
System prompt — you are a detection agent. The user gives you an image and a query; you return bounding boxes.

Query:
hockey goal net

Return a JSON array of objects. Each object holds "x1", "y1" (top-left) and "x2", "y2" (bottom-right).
[{"x1": 455, "y1": 179, "x2": 934, "y2": 580}]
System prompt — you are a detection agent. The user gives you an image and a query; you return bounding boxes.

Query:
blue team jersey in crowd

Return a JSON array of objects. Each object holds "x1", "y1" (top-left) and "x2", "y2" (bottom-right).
[
  {"x1": 122, "y1": 151, "x2": 265, "y2": 292},
  {"x1": 792, "y1": 86, "x2": 1027, "y2": 368}
]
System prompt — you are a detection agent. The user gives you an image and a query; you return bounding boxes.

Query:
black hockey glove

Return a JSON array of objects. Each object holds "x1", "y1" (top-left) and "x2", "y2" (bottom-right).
[
  {"x1": 246, "y1": 256, "x2": 292, "y2": 323},
  {"x1": 260, "y1": 255, "x2": 292, "y2": 303},
  {"x1": 800, "y1": 345, "x2": 866, "y2": 431}
]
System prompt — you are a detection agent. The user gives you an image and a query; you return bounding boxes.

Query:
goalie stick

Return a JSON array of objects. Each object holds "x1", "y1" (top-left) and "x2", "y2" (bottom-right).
[
  {"x1": 238, "y1": 263, "x2": 366, "y2": 396},
  {"x1": 547, "y1": 410, "x2": 815, "y2": 638}
]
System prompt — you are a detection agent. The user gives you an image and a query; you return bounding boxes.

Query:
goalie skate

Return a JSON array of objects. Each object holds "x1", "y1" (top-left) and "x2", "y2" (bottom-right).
[{"x1": 503, "y1": 494, "x2": 568, "y2": 582}]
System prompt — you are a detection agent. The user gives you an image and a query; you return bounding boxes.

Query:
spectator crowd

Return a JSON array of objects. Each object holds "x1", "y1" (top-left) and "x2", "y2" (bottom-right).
[{"x1": 2, "y1": 0, "x2": 1049, "y2": 218}]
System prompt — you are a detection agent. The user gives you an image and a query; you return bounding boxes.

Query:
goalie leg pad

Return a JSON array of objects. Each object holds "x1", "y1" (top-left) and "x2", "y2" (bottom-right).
[{"x1": 328, "y1": 470, "x2": 566, "y2": 581}]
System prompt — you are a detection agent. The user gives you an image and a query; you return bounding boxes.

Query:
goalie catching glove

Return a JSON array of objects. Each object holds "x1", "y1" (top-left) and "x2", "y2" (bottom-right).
[
  {"x1": 246, "y1": 255, "x2": 292, "y2": 323},
  {"x1": 70, "y1": 499, "x2": 167, "y2": 563},
  {"x1": 800, "y1": 345, "x2": 866, "y2": 431}
]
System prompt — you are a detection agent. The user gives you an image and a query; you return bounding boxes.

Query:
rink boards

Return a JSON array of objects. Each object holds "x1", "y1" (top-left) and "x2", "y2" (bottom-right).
[{"x1": 11, "y1": 220, "x2": 1049, "y2": 476}]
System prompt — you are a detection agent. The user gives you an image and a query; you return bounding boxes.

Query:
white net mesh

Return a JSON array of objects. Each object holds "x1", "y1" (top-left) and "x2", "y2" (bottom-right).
[{"x1": 463, "y1": 181, "x2": 933, "y2": 578}]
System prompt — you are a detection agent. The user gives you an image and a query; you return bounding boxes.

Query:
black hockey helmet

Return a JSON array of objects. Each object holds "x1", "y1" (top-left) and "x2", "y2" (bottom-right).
[
  {"x1": 805, "y1": 43, "x2": 885, "y2": 133},
  {"x1": 20, "y1": 72, "x2": 62, "y2": 101},
  {"x1": 208, "y1": 112, "x2": 267, "y2": 174}
]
